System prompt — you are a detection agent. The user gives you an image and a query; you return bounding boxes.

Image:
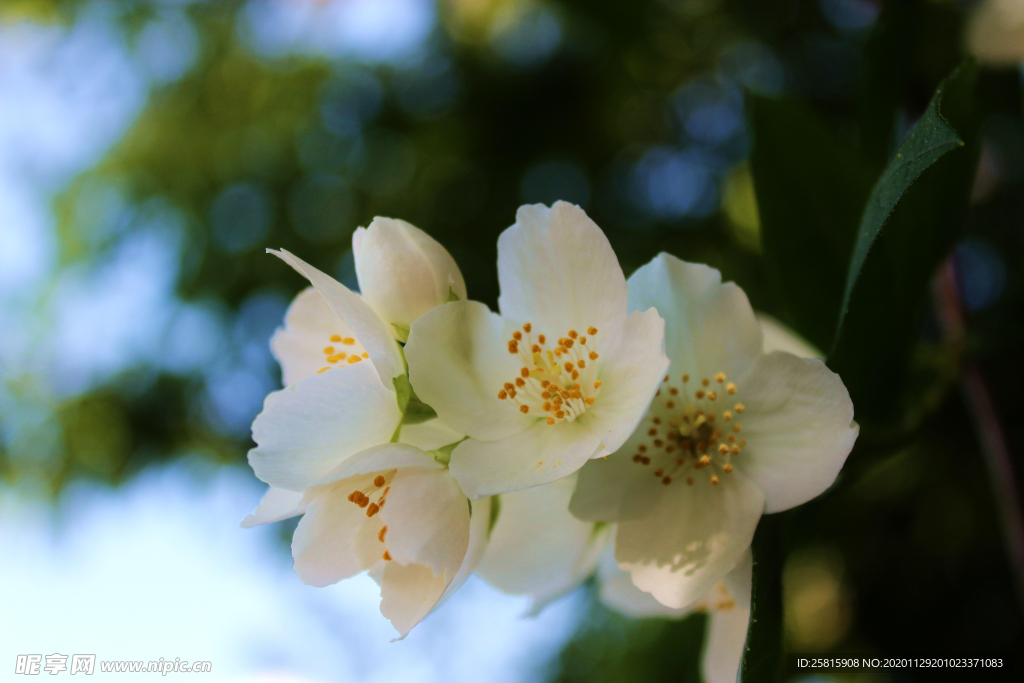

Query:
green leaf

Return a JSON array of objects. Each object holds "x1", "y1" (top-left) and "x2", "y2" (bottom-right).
[
  {"x1": 447, "y1": 286, "x2": 461, "y2": 302},
  {"x1": 392, "y1": 323, "x2": 410, "y2": 343},
  {"x1": 748, "y1": 95, "x2": 876, "y2": 352},
  {"x1": 392, "y1": 374, "x2": 412, "y2": 414},
  {"x1": 402, "y1": 396, "x2": 437, "y2": 425},
  {"x1": 829, "y1": 60, "x2": 980, "y2": 424},
  {"x1": 739, "y1": 513, "x2": 787, "y2": 683},
  {"x1": 427, "y1": 437, "x2": 467, "y2": 466},
  {"x1": 487, "y1": 495, "x2": 501, "y2": 539}
]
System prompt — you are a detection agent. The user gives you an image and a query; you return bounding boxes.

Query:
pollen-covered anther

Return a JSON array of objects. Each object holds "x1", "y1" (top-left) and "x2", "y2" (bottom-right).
[
  {"x1": 710, "y1": 476, "x2": 720, "y2": 486},
  {"x1": 715, "y1": 372, "x2": 726, "y2": 383},
  {"x1": 374, "y1": 475, "x2": 386, "y2": 487},
  {"x1": 718, "y1": 444, "x2": 729, "y2": 455},
  {"x1": 701, "y1": 378, "x2": 710, "y2": 387},
  {"x1": 726, "y1": 382, "x2": 737, "y2": 395},
  {"x1": 732, "y1": 423, "x2": 742, "y2": 433},
  {"x1": 723, "y1": 411, "x2": 733, "y2": 421},
  {"x1": 734, "y1": 403, "x2": 746, "y2": 413},
  {"x1": 587, "y1": 326, "x2": 598, "y2": 335},
  {"x1": 695, "y1": 390, "x2": 705, "y2": 399},
  {"x1": 366, "y1": 503, "x2": 380, "y2": 517},
  {"x1": 723, "y1": 463, "x2": 734, "y2": 473},
  {"x1": 329, "y1": 334, "x2": 342, "y2": 342},
  {"x1": 378, "y1": 526, "x2": 387, "y2": 542},
  {"x1": 520, "y1": 405, "x2": 529, "y2": 413},
  {"x1": 317, "y1": 367, "x2": 330, "y2": 374},
  {"x1": 382, "y1": 551, "x2": 392, "y2": 561},
  {"x1": 697, "y1": 455, "x2": 711, "y2": 468},
  {"x1": 323, "y1": 346, "x2": 335, "y2": 355},
  {"x1": 497, "y1": 389, "x2": 508, "y2": 400},
  {"x1": 707, "y1": 390, "x2": 718, "y2": 401}
]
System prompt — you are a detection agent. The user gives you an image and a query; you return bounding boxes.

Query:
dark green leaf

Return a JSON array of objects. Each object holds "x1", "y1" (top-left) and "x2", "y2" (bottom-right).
[
  {"x1": 748, "y1": 95, "x2": 876, "y2": 352},
  {"x1": 829, "y1": 60, "x2": 980, "y2": 424},
  {"x1": 739, "y1": 513, "x2": 787, "y2": 683}
]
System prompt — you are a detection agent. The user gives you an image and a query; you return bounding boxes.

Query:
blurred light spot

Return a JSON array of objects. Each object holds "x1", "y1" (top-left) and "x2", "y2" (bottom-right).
[
  {"x1": 954, "y1": 239, "x2": 1006, "y2": 312},
  {"x1": 297, "y1": 126, "x2": 355, "y2": 172},
  {"x1": 676, "y1": 80, "x2": 744, "y2": 147},
  {"x1": 210, "y1": 183, "x2": 272, "y2": 254},
  {"x1": 320, "y1": 71, "x2": 384, "y2": 134},
  {"x1": 395, "y1": 59, "x2": 460, "y2": 119},
  {"x1": 204, "y1": 366, "x2": 274, "y2": 437},
  {"x1": 521, "y1": 160, "x2": 590, "y2": 208},
  {"x1": 289, "y1": 174, "x2": 354, "y2": 244},
  {"x1": 241, "y1": 0, "x2": 436, "y2": 64},
  {"x1": 783, "y1": 548, "x2": 853, "y2": 650},
  {"x1": 136, "y1": 10, "x2": 199, "y2": 84},
  {"x1": 718, "y1": 42, "x2": 785, "y2": 97},
  {"x1": 630, "y1": 147, "x2": 716, "y2": 220},
  {"x1": 722, "y1": 163, "x2": 760, "y2": 252},
  {"x1": 490, "y1": 2, "x2": 562, "y2": 67},
  {"x1": 161, "y1": 302, "x2": 228, "y2": 376},
  {"x1": 820, "y1": 0, "x2": 879, "y2": 32},
  {"x1": 354, "y1": 132, "x2": 416, "y2": 196}
]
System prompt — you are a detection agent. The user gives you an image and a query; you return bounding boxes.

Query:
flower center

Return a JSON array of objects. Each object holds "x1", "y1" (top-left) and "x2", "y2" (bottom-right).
[
  {"x1": 346, "y1": 470, "x2": 395, "y2": 562},
  {"x1": 498, "y1": 323, "x2": 603, "y2": 425},
  {"x1": 629, "y1": 372, "x2": 746, "y2": 487},
  {"x1": 316, "y1": 334, "x2": 370, "y2": 375}
]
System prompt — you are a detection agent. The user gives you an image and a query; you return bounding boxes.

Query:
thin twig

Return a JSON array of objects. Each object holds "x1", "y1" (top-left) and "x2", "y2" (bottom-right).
[{"x1": 935, "y1": 261, "x2": 1024, "y2": 613}]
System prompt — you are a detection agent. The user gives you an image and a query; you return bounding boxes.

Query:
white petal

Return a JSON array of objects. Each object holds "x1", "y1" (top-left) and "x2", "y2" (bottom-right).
[
  {"x1": 449, "y1": 420, "x2": 601, "y2": 499},
  {"x1": 477, "y1": 476, "x2": 608, "y2": 613},
  {"x1": 291, "y1": 480, "x2": 380, "y2": 587},
  {"x1": 497, "y1": 202, "x2": 628, "y2": 335},
  {"x1": 757, "y1": 313, "x2": 823, "y2": 360},
  {"x1": 315, "y1": 442, "x2": 441, "y2": 486},
  {"x1": 576, "y1": 307, "x2": 669, "y2": 454},
  {"x1": 615, "y1": 467, "x2": 763, "y2": 609},
  {"x1": 270, "y1": 287, "x2": 367, "y2": 387},
  {"x1": 379, "y1": 560, "x2": 448, "y2": 640},
  {"x1": 270, "y1": 248, "x2": 404, "y2": 383},
  {"x1": 597, "y1": 546, "x2": 690, "y2": 619},
  {"x1": 240, "y1": 486, "x2": 305, "y2": 528},
  {"x1": 398, "y1": 419, "x2": 464, "y2": 451},
  {"x1": 406, "y1": 300, "x2": 533, "y2": 441},
  {"x1": 380, "y1": 467, "x2": 470, "y2": 577},
  {"x1": 627, "y1": 254, "x2": 762, "y2": 382},
  {"x1": 569, "y1": 431, "x2": 671, "y2": 523},
  {"x1": 354, "y1": 217, "x2": 467, "y2": 335},
  {"x1": 438, "y1": 496, "x2": 493, "y2": 604},
  {"x1": 702, "y1": 552, "x2": 752, "y2": 683},
  {"x1": 733, "y1": 352, "x2": 858, "y2": 513},
  {"x1": 248, "y1": 361, "x2": 402, "y2": 491}
]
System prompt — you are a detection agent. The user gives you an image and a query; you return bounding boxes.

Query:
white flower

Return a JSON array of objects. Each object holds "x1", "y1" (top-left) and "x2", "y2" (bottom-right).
[
  {"x1": 966, "y1": 0, "x2": 1024, "y2": 65},
  {"x1": 291, "y1": 443, "x2": 491, "y2": 639},
  {"x1": 247, "y1": 216, "x2": 466, "y2": 496},
  {"x1": 353, "y1": 217, "x2": 467, "y2": 342},
  {"x1": 242, "y1": 220, "x2": 478, "y2": 637},
  {"x1": 571, "y1": 254, "x2": 858, "y2": 609},
  {"x1": 476, "y1": 475, "x2": 610, "y2": 614},
  {"x1": 405, "y1": 202, "x2": 669, "y2": 499},
  {"x1": 477, "y1": 477, "x2": 749, "y2": 683},
  {"x1": 599, "y1": 547, "x2": 752, "y2": 683}
]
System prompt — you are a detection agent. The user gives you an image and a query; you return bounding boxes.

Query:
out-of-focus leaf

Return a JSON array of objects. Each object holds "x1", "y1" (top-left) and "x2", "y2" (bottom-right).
[
  {"x1": 739, "y1": 513, "x2": 786, "y2": 683},
  {"x1": 747, "y1": 96, "x2": 876, "y2": 352},
  {"x1": 830, "y1": 60, "x2": 980, "y2": 425}
]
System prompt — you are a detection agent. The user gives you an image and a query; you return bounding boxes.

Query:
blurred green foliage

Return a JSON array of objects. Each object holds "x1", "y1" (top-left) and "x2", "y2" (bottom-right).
[{"x1": 5, "y1": 0, "x2": 1024, "y2": 680}]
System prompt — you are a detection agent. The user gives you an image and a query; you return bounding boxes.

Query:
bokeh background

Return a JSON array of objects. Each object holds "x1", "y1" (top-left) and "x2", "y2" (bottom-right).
[{"x1": 1, "y1": 0, "x2": 1022, "y2": 681}]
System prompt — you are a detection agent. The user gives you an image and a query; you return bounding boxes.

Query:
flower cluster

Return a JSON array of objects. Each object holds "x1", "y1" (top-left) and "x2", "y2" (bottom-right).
[{"x1": 243, "y1": 203, "x2": 858, "y2": 675}]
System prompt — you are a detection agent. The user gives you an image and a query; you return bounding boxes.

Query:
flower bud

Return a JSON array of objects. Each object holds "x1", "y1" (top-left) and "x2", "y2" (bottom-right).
[{"x1": 353, "y1": 217, "x2": 467, "y2": 340}]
